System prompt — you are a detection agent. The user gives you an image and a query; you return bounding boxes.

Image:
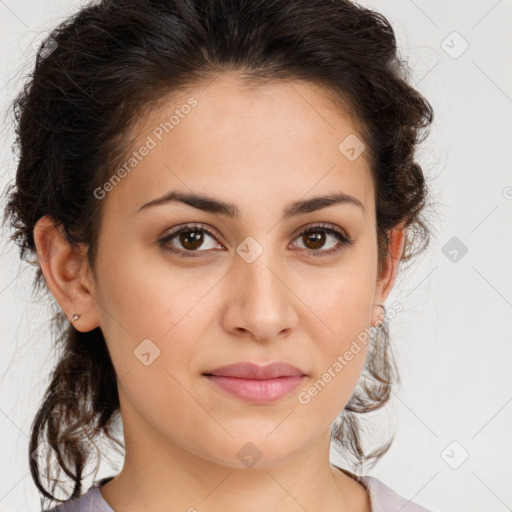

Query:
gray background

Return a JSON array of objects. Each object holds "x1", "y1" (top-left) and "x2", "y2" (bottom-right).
[{"x1": 1, "y1": 0, "x2": 511, "y2": 510}]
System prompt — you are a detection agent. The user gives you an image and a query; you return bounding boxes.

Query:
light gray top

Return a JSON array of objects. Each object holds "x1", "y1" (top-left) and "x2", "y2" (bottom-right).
[{"x1": 44, "y1": 472, "x2": 435, "y2": 512}]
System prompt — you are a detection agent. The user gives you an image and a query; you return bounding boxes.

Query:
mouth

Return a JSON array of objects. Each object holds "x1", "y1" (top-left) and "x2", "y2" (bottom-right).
[{"x1": 202, "y1": 361, "x2": 307, "y2": 404}]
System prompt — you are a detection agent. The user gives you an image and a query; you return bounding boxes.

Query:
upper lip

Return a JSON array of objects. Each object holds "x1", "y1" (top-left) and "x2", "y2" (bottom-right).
[{"x1": 203, "y1": 362, "x2": 306, "y2": 379}]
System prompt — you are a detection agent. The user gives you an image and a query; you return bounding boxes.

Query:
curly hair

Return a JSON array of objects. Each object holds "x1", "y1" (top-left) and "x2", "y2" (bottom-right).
[{"x1": 2, "y1": 0, "x2": 434, "y2": 506}]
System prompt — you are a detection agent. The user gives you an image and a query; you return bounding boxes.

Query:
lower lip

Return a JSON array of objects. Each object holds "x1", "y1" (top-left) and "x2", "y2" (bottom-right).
[{"x1": 204, "y1": 375, "x2": 305, "y2": 404}]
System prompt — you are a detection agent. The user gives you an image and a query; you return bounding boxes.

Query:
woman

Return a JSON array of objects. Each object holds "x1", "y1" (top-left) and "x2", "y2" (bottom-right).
[{"x1": 3, "y1": 0, "x2": 435, "y2": 510}]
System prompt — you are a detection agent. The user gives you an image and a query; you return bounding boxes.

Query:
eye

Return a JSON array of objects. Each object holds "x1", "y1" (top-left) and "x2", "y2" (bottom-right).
[
  {"x1": 157, "y1": 222, "x2": 354, "y2": 258},
  {"x1": 158, "y1": 223, "x2": 223, "y2": 257},
  {"x1": 291, "y1": 223, "x2": 354, "y2": 257}
]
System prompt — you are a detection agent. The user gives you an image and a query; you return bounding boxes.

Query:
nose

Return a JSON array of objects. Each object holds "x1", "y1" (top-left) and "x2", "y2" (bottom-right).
[{"x1": 222, "y1": 241, "x2": 300, "y2": 342}]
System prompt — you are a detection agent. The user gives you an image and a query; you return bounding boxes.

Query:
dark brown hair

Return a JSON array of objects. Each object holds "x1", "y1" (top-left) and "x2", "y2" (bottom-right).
[{"x1": 2, "y1": 0, "x2": 434, "y2": 506}]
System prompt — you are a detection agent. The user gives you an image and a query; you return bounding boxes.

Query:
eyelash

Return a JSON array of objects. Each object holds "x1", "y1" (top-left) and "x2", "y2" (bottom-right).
[{"x1": 157, "y1": 222, "x2": 354, "y2": 258}]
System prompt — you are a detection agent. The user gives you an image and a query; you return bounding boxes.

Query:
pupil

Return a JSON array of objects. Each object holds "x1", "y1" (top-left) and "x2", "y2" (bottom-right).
[
  {"x1": 306, "y1": 232, "x2": 325, "y2": 250},
  {"x1": 181, "y1": 230, "x2": 203, "y2": 250}
]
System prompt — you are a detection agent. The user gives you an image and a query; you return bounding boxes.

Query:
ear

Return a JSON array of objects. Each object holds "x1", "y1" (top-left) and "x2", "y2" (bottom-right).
[
  {"x1": 374, "y1": 220, "x2": 407, "y2": 307},
  {"x1": 33, "y1": 215, "x2": 100, "y2": 332}
]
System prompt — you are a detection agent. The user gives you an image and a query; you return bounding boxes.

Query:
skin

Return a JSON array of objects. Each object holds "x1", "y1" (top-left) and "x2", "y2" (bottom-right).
[{"x1": 34, "y1": 74, "x2": 405, "y2": 512}]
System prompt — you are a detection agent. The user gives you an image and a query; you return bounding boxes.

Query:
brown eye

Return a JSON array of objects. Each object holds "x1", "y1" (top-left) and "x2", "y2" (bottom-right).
[
  {"x1": 292, "y1": 224, "x2": 354, "y2": 257},
  {"x1": 158, "y1": 223, "x2": 223, "y2": 257},
  {"x1": 302, "y1": 231, "x2": 326, "y2": 250},
  {"x1": 179, "y1": 230, "x2": 205, "y2": 250},
  {"x1": 158, "y1": 222, "x2": 354, "y2": 259}
]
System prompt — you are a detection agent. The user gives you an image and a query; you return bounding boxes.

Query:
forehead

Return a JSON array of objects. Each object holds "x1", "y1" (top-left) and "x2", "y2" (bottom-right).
[{"x1": 102, "y1": 74, "x2": 375, "y2": 219}]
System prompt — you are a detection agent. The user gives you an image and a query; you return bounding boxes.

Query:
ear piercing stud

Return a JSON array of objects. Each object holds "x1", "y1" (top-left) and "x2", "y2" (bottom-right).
[
  {"x1": 373, "y1": 304, "x2": 386, "y2": 327},
  {"x1": 71, "y1": 313, "x2": 81, "y2": 322}
]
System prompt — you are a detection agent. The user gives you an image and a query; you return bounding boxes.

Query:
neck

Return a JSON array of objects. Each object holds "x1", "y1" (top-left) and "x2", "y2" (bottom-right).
[{"x1": 99, "y1": 394, "x2": 370, "y2": 512}]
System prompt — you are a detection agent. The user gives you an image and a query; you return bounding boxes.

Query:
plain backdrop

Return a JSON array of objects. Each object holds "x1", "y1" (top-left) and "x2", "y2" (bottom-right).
[{"x1": 0, "y1": 1, "x2": 511, "y2": 511}]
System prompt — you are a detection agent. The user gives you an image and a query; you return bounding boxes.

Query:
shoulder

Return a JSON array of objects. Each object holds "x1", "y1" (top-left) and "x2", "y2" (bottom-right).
[
  {"x1": 41, "y1": 478, "x2": 114, "y2": 512},
  {"x1": 361, "y1": 475, "x2": 436, "y2": 512}
]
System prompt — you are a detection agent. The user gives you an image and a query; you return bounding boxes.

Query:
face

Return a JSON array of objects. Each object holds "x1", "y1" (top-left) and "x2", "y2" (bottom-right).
[{"x1": 38, "y1": 74, "x2": 401, "y2": 470}]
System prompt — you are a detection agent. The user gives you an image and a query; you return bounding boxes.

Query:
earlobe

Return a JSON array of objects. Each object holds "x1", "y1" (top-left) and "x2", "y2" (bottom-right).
[{"x1": 33, "y1": 215, "x2": 99, "y2": 332}]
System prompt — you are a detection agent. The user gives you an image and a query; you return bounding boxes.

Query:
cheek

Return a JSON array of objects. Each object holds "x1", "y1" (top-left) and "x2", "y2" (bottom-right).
[
  {"x1": 296, "y1": 292, "x2": 372, "y2": 423},
  {"x1": 293, "y1": 254, "x2": 376, "y2": 413},
  {"x1": 93, "y1": 258, "x2": 206, "y2": 436},
  {"x1": 298, "y1": 247, "x2": 376, "y2": 342},
  {"x1": 95, "y1": 232, "x2": 215, "y2": 334},
  {"x1": 92, "y1": 242, "x2": 214, "y2": 386}
]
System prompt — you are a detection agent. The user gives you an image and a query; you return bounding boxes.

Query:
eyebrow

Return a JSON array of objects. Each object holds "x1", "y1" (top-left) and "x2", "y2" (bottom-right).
[{"x1": 137, "y1": 190, "x2": 365, "y2": 219}]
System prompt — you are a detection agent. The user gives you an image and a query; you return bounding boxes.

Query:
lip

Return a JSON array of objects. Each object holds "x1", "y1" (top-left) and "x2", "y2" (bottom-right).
[
  {"x1": 203, "y1": 362, "x2": 307, "y2": 404},
  {"x1": 204, "y1": 361, "x2": 306, "y2": 379}
]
